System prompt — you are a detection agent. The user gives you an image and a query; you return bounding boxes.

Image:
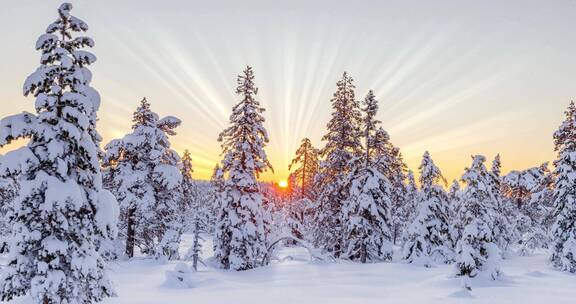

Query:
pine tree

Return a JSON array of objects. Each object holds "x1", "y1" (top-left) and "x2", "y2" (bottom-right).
[
  {"x1": 288, "y1": 138, "x2": 319, "y2": 200},
  {"x1": 188, "y1": 216, "x2": 204, "y2": 271},
  {"x1": 179, "y1": 150, "x2": 208, "y2": 270},
  {"x1": 403, "y1": 151, "x2": 453, "y2": 266},
  {"x1": 489, "y1": 154, "x2": 518, "y2": 256},
  {"x1": 0, "y1": 4, "x2": 117, "y2": 302},
  {"x1": 449, "y1": 180, "x2": 462, "y2": 206},
  {"x1": 180, "y1": 150, "x2": 196, "y2": 215},
  {"x1": 448, "y1": 179, "x2": 463, "y2": 247},
  {"x1": 103, "y1": 98, "x2": 182, "y2": 259},
  {"x1": 519, "y1": 163, "x2": 554, "y2": 253},
  {"x1": 455, "y1": 155, "x2": 501, "y2": 286},
  {"x1": 341, "y1": 90, "x2": 393, "y2": 263},
  {"x1": 0, "y1": 164, "x2": 18, "y2": 254},
  {"x1": 213, "y1": 66, "x2": 272, "y2": 271},
  {"x1": 371, "y1": 127, "x2": 409, "y2": 244},
  {"x1": 491, "y1": 154, "x2": 501, "y2": 177},
  {"x1": 313, "y1": 72, "x2": 363, "y2": 258},
  {"x1": 551, "y1": 101, "x2": 576, "y2": 272},
  {"x1": 503, "y1": 163, "x2": 554, "y2": 254},
  {"x1": 205, "y1": 165, "x2": 225, "y2": 233}
]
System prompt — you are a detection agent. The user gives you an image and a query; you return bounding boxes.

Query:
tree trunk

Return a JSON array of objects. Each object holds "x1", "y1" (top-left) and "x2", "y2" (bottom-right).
[
  {"x1": 192, "y1": 220, "x2": 200, "y2": 271},
  {"x1": 360, "y1": 243, "x2": 367, "y2": 264},
  {"x1": 302, "y1": 152, "x2": 307, "y2": 199},
  {"x1": 125, "y1": 207, "x2": 136, "y2": 258}
]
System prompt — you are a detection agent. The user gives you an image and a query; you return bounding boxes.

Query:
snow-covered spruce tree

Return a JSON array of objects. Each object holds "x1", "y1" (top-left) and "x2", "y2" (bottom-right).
[
  {"x1": 103, "y1": 98, "x2": 182, "y2": 259},
  {"x1": 503, "y1": 163, "x2": 554, "y2": 254},
  {"x1": 402, "y1": 170, "x2": 419, "y2": 229},
  {"x1": 371, "y1": 127, "x2": 410, "y2": 244},
  {"x1": 179, "y1": 150, "x2": 197, "y2": 225},
  {"x1": 288, "y1": 138, "x2": 320, "y2": 200},
  {"x1": 502, "y1": 165, "x2": 544, "y2": 210},
  {"x1": 0, "y1": 160, "x2": 19, "y2": 254},
  {"x1": 285, "y1": 196, "x2": 311, "y2": 241},
  {"x1": 551, "y1": 101, "x2": 576, "y2": 272},
  {"x1": 448, "y1": 179, "x2": 463, "y2": 247},
  {"x1": 455, "y1": 155, "x2": 501, "y2": 285},
  {"x1": 393, "y1": 169, "x2": 420, "y2": 246},
  {"x1": 0, "y1": 3, "x2": 117, "y2": 302},
  {"x1": 449, "y1": 180, "x2": 462, "y2": 208},
  {"x1": 205, "y1": 165, "x2": 225, "y2": 233},
  {"x1": 179, "y1": 150, "x2": 206, "y2": 270},
  {"x1": 489, "y1": 154, "x2": 518, "y2": 256},
  {"x1": 213, "y1": 66, "x2": 273, "y2": 271},
  {"x1": 403, "y1": 151, "x2": 453, "y2": 266},
  {"x1": 313, "y1": 72, "x2": 363, "y2": 258},
  {"x1": 520, "y1": 163, "x2": 554, "y2": 253},
  {"x1": 341, "y1": 90, "x2": 393, "y2": 263}
]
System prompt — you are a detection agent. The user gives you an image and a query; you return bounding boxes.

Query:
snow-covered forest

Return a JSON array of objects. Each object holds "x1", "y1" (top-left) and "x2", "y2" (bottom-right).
[{"x1": 1, "y1": 3, "x2": 576, "y2": 304}]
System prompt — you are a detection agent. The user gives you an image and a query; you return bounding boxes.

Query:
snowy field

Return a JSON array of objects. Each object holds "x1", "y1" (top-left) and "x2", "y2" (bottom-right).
[{"x1": 3, "y1": 233, "x2": 574, "y2": 304}]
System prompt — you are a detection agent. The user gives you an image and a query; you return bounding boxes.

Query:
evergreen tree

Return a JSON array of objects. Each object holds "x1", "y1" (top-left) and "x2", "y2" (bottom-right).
[
  {"x1": 551, "y1": 101, "x2": 576, "y2": 272},
  {"x1": 370, "y1": 127, "x2": 409, "y2": 244},
  {"x1": 179, "y1": 150, "x2": 208, "y2": 270},
  {"x1": 288, "y1": 138, "x2": 319, "y2": 200},
  {"x1": 403, "y1": 151, "x2": 453, "y2": 266},
  {"x1": 491, "y1": 154, "x2": 502, "y2": 177},
  {"x1": 448, "y1": 179, "x2": 463, "y2": 247},
  {"x1": 180, "y1": 150, "x2": 196, "y2": 215},
  {"x1": 341, "y1": 90, "x2": 393, "y2": 263},
  {"x1": 313, "y1": 72, "x2": 363, "y2": 258},
  {"x1": 103, "y1": 98, "x2": 182, "y2": 259},
  {"x1": 0, "y1": 162, "x2": 18, "y2": 254},
  {"x1": 503, "y1": 163, "x2": 554, "y2": 253},
  {"x1": 213, "y1": 66, "x2": 272, "y2": 271},
  {"x1": 157, "y1": 149, "x2": 197, "y2": 261},
  {"x1": 0, "y1": 4, "x2": 117, "y2": 302},
  {"x1": 448, "y1": 180, "x2": 462, "y2": 206},
  {"x1": 205, "y1": 165, "x2": 225, "y2": 233},
  {"x1": 455, "y1": 156, "x2": 501, "y2": 286},
  {"x1": 489, "y1": 154, "x2": 518, "y2": 256},
  {"x1": 519, "y1": 163, "x2": 554, "y2": 253}
]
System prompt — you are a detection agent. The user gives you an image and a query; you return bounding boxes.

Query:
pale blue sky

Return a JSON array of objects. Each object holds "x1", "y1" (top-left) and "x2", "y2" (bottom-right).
[{"x1": 1, "y1": 0, "x2": 575, "y2": 181}]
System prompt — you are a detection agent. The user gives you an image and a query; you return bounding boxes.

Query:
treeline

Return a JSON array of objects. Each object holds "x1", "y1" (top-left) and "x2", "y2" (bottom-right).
[{"x1": 0, "y1": 3, "x2": 576, "y2": 304}]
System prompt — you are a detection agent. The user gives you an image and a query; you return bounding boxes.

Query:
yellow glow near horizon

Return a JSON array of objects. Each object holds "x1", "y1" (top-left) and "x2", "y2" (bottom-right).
[{"x1": 278, "y1": 180, "x2": 288, "y2": 188}]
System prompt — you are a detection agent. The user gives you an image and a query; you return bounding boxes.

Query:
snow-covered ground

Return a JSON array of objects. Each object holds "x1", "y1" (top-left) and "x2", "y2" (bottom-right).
[{"x1": 1, "y1": 234, "x2": 575, "y2": 304}]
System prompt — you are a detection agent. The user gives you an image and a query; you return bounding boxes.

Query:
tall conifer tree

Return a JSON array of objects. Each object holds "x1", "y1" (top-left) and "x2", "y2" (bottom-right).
[
  {"x1": 313, "y1": 72, "x2": 363, "y2": 257},
  {"x1": 403, "y1": 151, "x2": 453, "y2": 266},
  {"x1": 342, "y1": 90, "x2": 393, "y2": 263},
  {"x1": 455, "y1": 156, "x2": 501, "y2": 287},
  {"x1": 288, "y1": 138, "x2": 319, "y2": 200},
  {"x1": 551, "y1": 101, "x2": 576, "y2": 272},
  {"x1": 213, "y1": 66, "x2": 272, "y2": 271},
  {"x1": 0, "y1": 4, "x2": 117, "y2": 302}
]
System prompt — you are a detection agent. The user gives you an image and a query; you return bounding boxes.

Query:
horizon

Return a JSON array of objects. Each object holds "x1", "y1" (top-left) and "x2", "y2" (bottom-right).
[{"x1": 1, "y1": 0, "x2": 575, "y2": 183}]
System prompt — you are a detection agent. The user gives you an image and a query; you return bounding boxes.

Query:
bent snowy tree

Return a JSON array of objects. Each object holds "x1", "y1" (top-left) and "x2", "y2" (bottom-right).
[{"x1": 0, "y1": 3, "x2": 118, "y2": 303}]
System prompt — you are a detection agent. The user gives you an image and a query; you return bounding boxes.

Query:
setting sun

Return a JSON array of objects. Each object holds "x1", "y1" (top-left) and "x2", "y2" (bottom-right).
[{"x1": 278, "y1": 180, "x2": 288, "y2": 188}]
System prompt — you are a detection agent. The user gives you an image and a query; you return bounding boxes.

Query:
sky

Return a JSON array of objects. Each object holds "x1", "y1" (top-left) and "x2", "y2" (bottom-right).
[{"x1": 0, "y1": 0, "x2": 575, "y2": 183}]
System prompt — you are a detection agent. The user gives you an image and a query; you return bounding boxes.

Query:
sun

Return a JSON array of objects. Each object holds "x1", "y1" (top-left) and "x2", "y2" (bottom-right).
[{"x1": 278, "y1": 180, "x2": 288, "y2": 188}]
